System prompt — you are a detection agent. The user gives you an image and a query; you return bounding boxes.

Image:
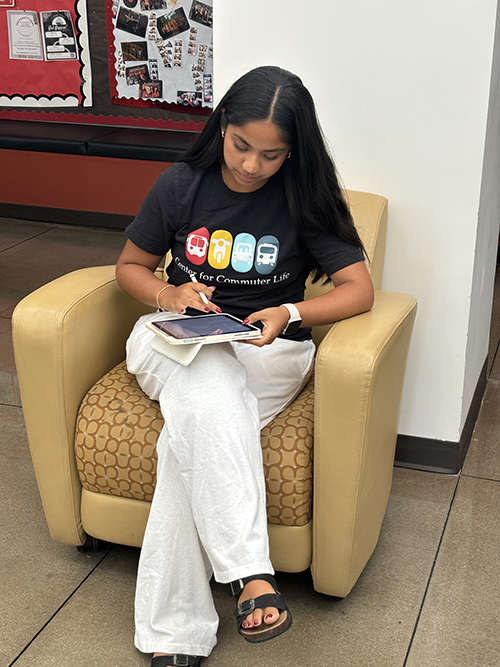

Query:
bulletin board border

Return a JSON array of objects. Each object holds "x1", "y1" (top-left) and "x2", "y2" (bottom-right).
[{"x1": 0, "y1": 107, "x2": 207, "y2": 131}]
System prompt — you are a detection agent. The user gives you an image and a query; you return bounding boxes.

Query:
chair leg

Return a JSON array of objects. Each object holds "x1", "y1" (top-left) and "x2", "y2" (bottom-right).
[{"x1": 77, "y1": 535, "x2": 107, "y2": 553}]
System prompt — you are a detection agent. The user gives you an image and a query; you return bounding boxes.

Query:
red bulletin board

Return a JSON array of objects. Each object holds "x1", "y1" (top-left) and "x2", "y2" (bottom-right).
[{"x1": 0, "y1": 0, "x2": 91, "y2": 106}]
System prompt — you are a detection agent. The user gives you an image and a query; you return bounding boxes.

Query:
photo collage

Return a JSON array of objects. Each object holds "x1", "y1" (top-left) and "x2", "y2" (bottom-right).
[{"x1": 113, "y1": 0, "x2": 212, "y2": 106}]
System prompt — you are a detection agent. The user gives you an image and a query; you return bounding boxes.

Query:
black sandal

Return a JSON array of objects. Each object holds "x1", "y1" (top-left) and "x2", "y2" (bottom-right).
[
  {"x1": 151, "y1": 656, "x2": 201, "y2": 667},
  {"x1": 228, "y1": 573, "x2": 292, "y2": 643}
]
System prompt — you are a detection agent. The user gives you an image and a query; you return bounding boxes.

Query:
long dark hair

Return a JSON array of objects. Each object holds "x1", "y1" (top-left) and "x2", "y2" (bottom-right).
[{"x1": 181, "y1": 66, "x2": 364, "y2": 282}]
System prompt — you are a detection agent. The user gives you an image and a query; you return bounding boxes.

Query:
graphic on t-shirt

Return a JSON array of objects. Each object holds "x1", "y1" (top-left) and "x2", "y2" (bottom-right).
[
  {"x1": 209, "y1": 230, "x2": 233, "y2": 269},
  {"x1": 186, "y1": 227, "x2": 210, "y2": 265},
  {"x1": 255, "y1": 235, "x2": 279, "y2": 275},
  {"x1": 231, "y1": 233, "x2": 256, "y2": 273}
]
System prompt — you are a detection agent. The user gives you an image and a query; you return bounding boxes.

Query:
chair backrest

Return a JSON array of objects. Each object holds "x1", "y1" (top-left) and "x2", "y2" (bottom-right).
[{"x1": 305, "y1": 190, "x2": 388, "y2": 346}]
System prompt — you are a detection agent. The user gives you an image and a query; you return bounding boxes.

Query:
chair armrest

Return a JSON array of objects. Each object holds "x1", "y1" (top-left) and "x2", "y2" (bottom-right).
[
  {"x1": 311, "y1": 290, "x2": 417, "y2": 597},
  {"x1": 12, "y1": 266, "x2": 155, "y2": 545}
]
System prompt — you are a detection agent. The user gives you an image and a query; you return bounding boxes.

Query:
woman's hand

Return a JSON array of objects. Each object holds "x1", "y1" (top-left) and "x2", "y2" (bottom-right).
[
  {"x1": 115, "y1": 240, "x2": 220, "y2": 313},
  {"x1": 159, "y1": 282, "x2": 220, "y2": 314},
  {"x1": 240, "y1": 261, "x2": 374, "y2": 347},
  {"x1": 242, "y1": 306, "x2": 289, "y2": 346}
]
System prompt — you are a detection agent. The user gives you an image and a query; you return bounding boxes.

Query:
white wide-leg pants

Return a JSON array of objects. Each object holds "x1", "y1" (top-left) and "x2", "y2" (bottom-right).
[{"x1": 126, "y1": 312, "x2": 315, "y2": 657}]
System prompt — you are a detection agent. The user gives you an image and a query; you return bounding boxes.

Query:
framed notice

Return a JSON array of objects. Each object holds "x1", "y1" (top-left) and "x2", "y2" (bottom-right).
[
  {"x1": 7, "y1": 10, "x2": 43, "y2": 60},
  {"x1": 40, "y1": 10, "x2": 79, "y2": 61}
]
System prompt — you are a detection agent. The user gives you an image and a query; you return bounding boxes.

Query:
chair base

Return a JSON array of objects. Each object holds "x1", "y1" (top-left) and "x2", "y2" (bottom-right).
[{"x1": 80, "y1": 488, "x2": 313, "y2": 572}]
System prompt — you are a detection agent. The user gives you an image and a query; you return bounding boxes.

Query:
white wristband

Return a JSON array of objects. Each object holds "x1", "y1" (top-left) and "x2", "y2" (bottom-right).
[{"x1": 281, "y1": 303, "x2": 301, "y2": 322}]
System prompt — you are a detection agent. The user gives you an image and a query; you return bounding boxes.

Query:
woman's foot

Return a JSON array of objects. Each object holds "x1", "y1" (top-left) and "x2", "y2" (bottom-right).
[
  {"x1": 230, "y1": 573, "x2": 292, "y2": 643},
  {"x1": 238, "y1": 579, "x2": 280, "y2": 629}
]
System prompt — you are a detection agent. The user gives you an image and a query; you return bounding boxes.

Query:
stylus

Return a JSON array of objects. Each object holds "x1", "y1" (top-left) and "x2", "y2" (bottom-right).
[{"x1": 190, "y1": 274, "x2": 209, "y2": 304}]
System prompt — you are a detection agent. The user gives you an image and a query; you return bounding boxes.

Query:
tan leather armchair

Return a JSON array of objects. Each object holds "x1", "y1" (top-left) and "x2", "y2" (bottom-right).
[{"x1": 12, "y1": 190, "x2": 417, "y2": 598}]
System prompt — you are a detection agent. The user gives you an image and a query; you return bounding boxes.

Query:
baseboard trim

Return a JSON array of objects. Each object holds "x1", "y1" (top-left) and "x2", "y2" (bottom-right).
[
  {"x1": 394, "y1": 357, "x2": 488, "y2": 474},
  {"x1": 0, "y1": 203, "x2": 133, "y2": 230}
]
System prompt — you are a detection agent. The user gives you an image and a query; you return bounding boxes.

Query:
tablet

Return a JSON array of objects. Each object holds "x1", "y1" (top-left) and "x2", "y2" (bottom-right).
[{"x1": 146, "y1": 313, "x2": 262, "y2": 345}]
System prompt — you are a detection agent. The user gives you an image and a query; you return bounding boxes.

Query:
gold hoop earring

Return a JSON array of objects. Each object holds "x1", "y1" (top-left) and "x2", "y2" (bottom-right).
[{"x1": 221, "y1": 129, "x2": 225, "y2": 138}]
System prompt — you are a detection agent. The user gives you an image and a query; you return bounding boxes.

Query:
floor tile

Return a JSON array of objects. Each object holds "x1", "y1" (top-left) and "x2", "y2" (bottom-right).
[
  {"x1": 0, "y1": 405, "x2": 110, "y2": 666},
  {"x1": 13, "y1": 468, "x2": 456, "y2": 667},
  {"x1": 0, "y1": 316, "x2": 21, "y2": 406},
  {"x1": 462, "y1": 378, "x2": 500, "y2": 481},
  {"x1": 405, "y1": 476, "x2": 500, "y2": 667},
  {"x1": 0, "y1": 224, "x2": 126, "y2": 316},
  {"x1": 202, "y1": 468, "x2": 457, "y2": 667},
  {"x1": 12, "y1": 546, "x2": 144, "y2": 667},
  {"x1": 0, "y1": 218, "x2": 55, "y2": 252}
]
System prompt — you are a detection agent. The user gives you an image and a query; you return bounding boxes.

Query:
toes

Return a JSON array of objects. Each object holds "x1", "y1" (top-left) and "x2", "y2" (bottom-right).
[
  {"x1": 252, "y1": 608, "x2": 264, "y2": 627},
  {"x1": 242, "y1": 608, "x2": 264, "y2": 629},
  {"x1": 242, "y1": 608, "x2": 279, "y2": 627},
  {"x1": 238, "y1": 580, "x2": 281, "y2": 631},
  {"x1": 264, "y1": 607, "x2": 279, "y2": 624}
]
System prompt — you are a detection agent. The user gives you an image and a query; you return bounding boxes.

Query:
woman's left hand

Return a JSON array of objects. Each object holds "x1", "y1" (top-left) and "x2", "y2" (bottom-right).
[{"x1": 242, "y1": 306, "x2": 290, "y2": 346}]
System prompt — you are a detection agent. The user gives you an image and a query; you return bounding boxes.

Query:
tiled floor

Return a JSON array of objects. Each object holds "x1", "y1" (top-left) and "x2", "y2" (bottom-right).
[{"x1": 1, "y1": 218, "x2": 500, "y2": 667}]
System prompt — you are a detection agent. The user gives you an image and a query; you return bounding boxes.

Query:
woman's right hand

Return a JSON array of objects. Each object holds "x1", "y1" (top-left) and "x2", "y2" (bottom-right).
[
  {"x1": 159, "y1": 282, "x2": 220, "y2": 314},
  {"x1": 115, "y1": 240, "x2": 221, "y2": 314}
]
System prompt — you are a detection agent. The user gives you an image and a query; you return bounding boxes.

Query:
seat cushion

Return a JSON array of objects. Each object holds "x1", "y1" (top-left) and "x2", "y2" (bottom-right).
[{"x1": 75, "y1": 361, "x2": 314, "y2": 526}]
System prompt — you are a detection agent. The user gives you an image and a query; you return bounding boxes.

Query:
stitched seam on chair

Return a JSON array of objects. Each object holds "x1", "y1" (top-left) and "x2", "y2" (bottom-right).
[
  {"x1": 346, "y1": 192, "x2": 387, "y2": 267},
  {"x1": 56, "y1": 272, "x2": 119, "y2": 537},
  {"x1": 360, "y1": 197, "x2": 385, "y2": 264},
  {"x1": 338, "y1": 353, "x2": 373, "y2": 592}
]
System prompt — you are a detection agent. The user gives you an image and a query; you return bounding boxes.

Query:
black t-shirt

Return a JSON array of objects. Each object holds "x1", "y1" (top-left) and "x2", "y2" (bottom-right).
[{"x1": 126, "y1": 162, "x2": 364, "y2": 340}]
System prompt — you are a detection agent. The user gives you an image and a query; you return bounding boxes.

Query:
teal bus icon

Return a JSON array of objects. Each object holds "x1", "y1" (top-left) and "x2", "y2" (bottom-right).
[{"x1": 231, "y1": 233, "x2": 256, "y2": 273}]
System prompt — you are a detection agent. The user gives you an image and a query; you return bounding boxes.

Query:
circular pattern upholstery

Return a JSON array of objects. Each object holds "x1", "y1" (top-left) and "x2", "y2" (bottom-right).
[
  {"x1": 75, "y1": 363, "x2": 161, "y2": 502},
  {"x1": 75, "y1": 361, "x2": 314, "y2": 526},
  {"x1": 260, "y1": 382, "x2": 314, "y2": 525}
]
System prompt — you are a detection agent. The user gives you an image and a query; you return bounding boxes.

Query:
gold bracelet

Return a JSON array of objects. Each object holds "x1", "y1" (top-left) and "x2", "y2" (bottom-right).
[{"x1": 156, "y1": 284, "x2": 174, "y2": 311}]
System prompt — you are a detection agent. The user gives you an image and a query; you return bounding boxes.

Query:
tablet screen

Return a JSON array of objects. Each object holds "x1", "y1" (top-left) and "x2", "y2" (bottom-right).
[{"x1": 151, "y1": 314, "x2": 259, "y2": 340}]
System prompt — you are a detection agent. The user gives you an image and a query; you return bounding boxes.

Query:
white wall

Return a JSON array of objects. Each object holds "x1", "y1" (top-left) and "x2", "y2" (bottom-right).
[{"x1": 214, "y1": 0, "x2": 500, "y2": 444}]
